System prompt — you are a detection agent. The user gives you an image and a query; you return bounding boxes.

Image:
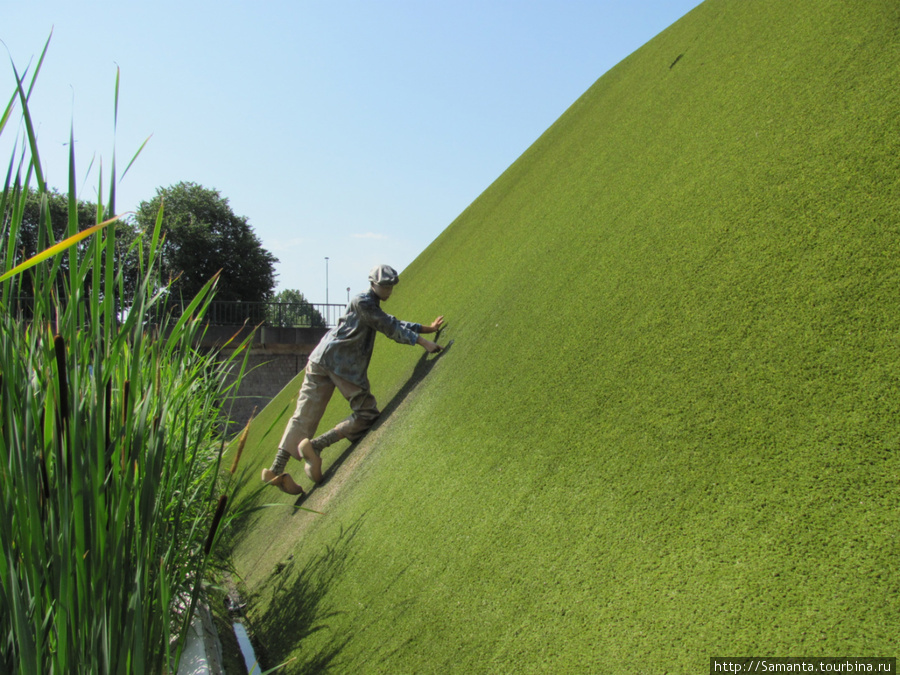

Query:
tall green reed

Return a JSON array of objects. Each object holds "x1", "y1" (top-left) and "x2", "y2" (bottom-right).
[{"x1": 1, "y1": 41, "x2": 252, "y2": 673}]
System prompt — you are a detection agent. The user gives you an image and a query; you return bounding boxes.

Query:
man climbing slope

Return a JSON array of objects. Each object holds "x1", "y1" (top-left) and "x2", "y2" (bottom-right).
[{"x1": 262, "y1": 264, "x2": 444, "y2": 494}]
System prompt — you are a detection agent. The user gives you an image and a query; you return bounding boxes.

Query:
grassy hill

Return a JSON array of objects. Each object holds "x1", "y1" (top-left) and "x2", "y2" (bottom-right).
[{"x1": 225, "y1": 0, "x2": 900, "y2": 671}]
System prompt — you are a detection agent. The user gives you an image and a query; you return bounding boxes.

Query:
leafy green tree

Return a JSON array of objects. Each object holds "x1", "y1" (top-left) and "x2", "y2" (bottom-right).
[
  {"x1": 3, "y1": 187, "x2": 133, "y2": 300},
  {"x1": 11, "y1": 187, "x2": 97, "y2": 257},
  {"x1": 134, "y1": 182, "x2": 278, "y2": 304},
  {"x1": 267, "y1": 288, "x2": 327, "y2": 327}
]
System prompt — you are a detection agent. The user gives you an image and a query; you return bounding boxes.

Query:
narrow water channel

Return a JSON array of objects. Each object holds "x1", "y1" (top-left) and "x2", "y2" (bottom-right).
[{"x1": 233, "y1": 621, "x2": 260, "y2": 674}]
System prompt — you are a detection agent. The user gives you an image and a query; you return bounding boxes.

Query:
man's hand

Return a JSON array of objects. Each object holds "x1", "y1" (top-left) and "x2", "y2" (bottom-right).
[
  {"x1": 426, "y1": 316, "x2": 445, "y2": 334},
  {"x1": 417, "y1": 336, "x2": 443, "y2": 353}
]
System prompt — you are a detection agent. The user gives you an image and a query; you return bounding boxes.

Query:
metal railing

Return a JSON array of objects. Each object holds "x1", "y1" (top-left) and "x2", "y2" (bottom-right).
[
  {"x1": 7, "y1": 297, "x2": 346, "y2": 328},
  {"x1": 206, "y1": 301, "x2": 346, "y2": 328},
  {"x1": 4, "y1": 296, "x2": 94, "y2": 322}
]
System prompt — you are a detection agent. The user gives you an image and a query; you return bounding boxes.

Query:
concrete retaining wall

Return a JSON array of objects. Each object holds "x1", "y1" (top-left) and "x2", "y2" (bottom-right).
[
  {"x1": 202, "y1": 325, "x2": 330, "y2": 435},
  {"x1": 221, "y1": 349, "x2": 309, "y2": 432}
]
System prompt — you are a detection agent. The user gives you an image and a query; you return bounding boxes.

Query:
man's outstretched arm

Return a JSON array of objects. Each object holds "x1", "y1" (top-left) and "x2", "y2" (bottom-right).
[{"x1": 417, "y1": 334, "x2": 443, "y2": 353}]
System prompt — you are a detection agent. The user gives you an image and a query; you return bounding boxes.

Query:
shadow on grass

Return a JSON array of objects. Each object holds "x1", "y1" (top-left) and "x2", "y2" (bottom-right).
[
  {"x1": 246, "y1": 515, "x2": 365, "y2": 674},
  {"x1": 243, "y1": 514, "x2": 422, "y2": 674},
  {"x1": 289, "y1": 334, "x2": 455, "y2": 510}
]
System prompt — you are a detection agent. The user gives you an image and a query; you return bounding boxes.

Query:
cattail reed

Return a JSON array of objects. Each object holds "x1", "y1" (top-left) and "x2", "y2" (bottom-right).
[
  {"x1": 204, "y1": 495, "x2": 228, "y2": 555},
  {"x1": 229, "y1": 407, "x2": 257, "y2": 475},
  {"x1": 53, "y1": 334, "x2": 69, "y2": 421}
]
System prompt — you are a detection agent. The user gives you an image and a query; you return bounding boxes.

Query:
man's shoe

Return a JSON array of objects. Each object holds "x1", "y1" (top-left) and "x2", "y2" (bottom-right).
[
  {"x1": 261, "y1": 468, "x2": 305, "y2": 495},
  {"x1": 299, "y1": 439, "x2": 322, "y2": 483}
]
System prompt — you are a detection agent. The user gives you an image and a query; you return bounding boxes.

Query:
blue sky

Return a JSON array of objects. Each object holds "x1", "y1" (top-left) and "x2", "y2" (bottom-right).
[{"x1": 2, "y1": 1, "x2": 703, "y2": 304}]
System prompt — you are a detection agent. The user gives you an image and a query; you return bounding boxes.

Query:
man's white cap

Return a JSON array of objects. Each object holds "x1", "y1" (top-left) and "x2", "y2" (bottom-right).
[{"x1": 368, "y1": 264, "x2": 400, "y2": 286}]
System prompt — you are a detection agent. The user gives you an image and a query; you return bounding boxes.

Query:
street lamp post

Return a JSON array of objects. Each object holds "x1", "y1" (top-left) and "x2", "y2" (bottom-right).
[{"x1": 325, "y1": 257, "x2": 329, "y2": 306}]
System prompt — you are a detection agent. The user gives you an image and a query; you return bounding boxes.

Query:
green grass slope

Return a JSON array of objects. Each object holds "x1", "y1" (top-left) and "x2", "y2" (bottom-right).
[{"x1": 227, "y1": 0, "x2": 900, "y2": 671}]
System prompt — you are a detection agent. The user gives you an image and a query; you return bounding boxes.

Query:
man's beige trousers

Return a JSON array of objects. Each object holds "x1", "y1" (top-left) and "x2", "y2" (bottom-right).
[{"x1": 278, "y1": 359, "x2": 380, "y2": 454}]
